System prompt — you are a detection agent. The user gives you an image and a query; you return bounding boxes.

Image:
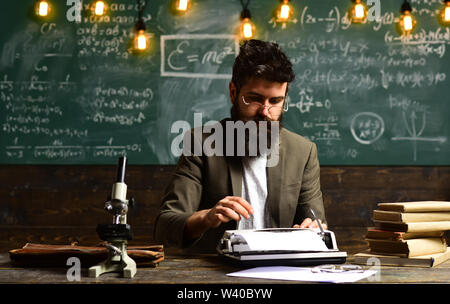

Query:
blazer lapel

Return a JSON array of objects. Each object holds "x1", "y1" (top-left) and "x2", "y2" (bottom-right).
[
  {"x1": 227, "y1": 156, "x2": 242, "y2": 198},
  {"x1": 266, "y1": 129, "x2": 284, "y2": 227}
]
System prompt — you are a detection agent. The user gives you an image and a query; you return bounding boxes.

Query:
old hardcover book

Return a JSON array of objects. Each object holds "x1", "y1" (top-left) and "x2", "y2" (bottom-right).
[
  {"x1": 377, "y1": 201, "x2": 450, "y2": 212},
  {"x1": 373, "y1": 220, "x2": 450, "y2": 232},
  {"x1": 353, "y1": 247, "x2": 450, "y2": 268},
  {"x1": 366, "y1": 238, "x2": 447, "y2": 257},
  {"x1": 373, "y1": 210, "x2": 450, "y2": 223},
  {"x1": 366, "y1": 228, "x2": 444, "y2": 240}
]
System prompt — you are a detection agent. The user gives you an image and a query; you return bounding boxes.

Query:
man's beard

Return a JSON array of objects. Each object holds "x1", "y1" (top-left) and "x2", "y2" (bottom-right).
[{"x1": 229, "y1": 100, "x2": 283, "y2": 158}]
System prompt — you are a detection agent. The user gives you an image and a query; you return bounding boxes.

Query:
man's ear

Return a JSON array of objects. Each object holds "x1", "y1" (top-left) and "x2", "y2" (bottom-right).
[{"x1": 229, "y1": 81, "x2": 237, "y2": 105}]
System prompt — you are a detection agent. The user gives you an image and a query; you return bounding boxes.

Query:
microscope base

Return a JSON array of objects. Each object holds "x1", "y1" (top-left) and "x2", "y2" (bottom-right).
[{"x1": 88, "y1": 241, "x2": 136, "y2": 278}]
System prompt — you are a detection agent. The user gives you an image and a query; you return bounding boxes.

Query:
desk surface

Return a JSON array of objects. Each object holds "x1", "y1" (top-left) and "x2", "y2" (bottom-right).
[{"x1": 1, "y1": 253, "x2": 450, "y2": 284}]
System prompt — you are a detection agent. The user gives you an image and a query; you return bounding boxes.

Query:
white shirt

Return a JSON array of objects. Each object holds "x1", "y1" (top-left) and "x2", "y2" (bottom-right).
[{"x1": 238, "y1": 155, "x2": 269, "y2": 230}]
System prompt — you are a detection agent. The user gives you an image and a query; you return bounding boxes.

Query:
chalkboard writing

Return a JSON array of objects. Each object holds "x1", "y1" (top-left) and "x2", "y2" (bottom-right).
[
  {"x1": 0, "y1": 0, "x2": 449, "y2": 165},
  {"x1": 161, "y1": 34, "x2": 239, "y2": 78}
]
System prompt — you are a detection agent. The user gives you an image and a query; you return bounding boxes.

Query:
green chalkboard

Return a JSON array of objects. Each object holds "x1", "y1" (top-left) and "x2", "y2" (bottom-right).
[{"x1": 1, "y1": 0, "x2": 449, "y2": 165}]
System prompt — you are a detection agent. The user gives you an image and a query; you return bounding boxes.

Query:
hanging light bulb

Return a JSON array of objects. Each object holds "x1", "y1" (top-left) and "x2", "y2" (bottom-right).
[
  {"x1": 241, "y1": 19, "x2": 255, "y2": 40},
  {"x1": 398, "y1": 0, "x2": 416, "y2": 35},
  {"x1": 93, "y1": 1, "x2": 107, "y2": 16},
  {"x1": 276, "y1": 0, "x2": 294, "y2": 22},
  {"x1": 349, "y1": 0, "x2": 367, "y2": 23},
  {"x1": 239, "y1": 8, "x2": 255, "y2": 40},
  {"x1": 439, "y1": 0, "x2": 450, "y2": 25},
  {"x1": 131, "y1": 0, "x2": 150, "y2": 53},
  {"x1": 133, "y1": 20, "x2": 149, "y2": 51},
  {"x1": 35, "y1": 0, "x2": 51, "y2": 17}
]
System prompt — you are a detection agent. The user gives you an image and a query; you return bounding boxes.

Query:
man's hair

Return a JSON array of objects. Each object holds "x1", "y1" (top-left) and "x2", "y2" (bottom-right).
[{"x1": 231, "y1": 39, "x2": 295, "y2": 92}]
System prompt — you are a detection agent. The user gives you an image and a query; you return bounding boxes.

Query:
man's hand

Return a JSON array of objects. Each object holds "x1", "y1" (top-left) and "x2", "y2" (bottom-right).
[
  {"x1": 204, "y1": 196, "x2": 254, "y2": 228},
  {"x1": 184, "y1": 196, "x2": 254, "y2": 240},
  {"x1": 293, "y1": 218, "x2": 327, "y2": 230}
]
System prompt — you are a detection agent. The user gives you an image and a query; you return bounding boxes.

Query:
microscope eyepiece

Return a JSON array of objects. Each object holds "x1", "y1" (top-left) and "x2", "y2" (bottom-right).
[{"x1": 116, "y1": 156, "x2": 127, "y2": 183}]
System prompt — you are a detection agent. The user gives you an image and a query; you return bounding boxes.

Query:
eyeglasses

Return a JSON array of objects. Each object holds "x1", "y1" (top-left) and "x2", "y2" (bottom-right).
[
  {"x1": 241, "y1": 95, "x2": 289, "y2": 115},
  {"x1": 311, "y1": 264, "x2": 363, "y2": 273}
]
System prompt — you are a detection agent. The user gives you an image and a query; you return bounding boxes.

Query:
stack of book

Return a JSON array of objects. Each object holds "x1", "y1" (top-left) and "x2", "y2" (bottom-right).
[{"x1": 354, "y1": 201, "x2": 450, "y2": 267}]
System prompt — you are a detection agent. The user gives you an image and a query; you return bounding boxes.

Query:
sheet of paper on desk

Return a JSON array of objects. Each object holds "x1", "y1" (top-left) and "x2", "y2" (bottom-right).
[
  {"x1": 227, "y1": 266, "x2": 377, "y2": 283},
  {"x1": 235, "y1": 229, "x2": 329, "y2": 251}
]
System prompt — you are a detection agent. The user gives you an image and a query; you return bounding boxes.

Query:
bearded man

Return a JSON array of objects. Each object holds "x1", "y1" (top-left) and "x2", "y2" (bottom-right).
[{"x1": 154, "y1": 39, "x2": 327, "y2": 253}]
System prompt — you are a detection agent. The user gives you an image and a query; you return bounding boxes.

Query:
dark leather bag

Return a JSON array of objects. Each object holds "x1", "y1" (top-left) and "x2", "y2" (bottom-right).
[{"x1": 9, "y1": 243, "x2": 164, "y2": 268}]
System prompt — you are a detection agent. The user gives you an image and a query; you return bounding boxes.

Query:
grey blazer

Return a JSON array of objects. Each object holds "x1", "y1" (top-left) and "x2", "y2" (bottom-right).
[{"x1": 154, "y1": 119, "x2": 326, "y2": 253}]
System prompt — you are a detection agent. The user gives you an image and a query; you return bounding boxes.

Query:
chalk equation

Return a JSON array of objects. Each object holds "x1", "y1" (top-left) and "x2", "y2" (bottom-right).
[
  {"x1": 160, "y1": 34, "x2": 239, "y2": 79},
  {"x1": 289, "y1": 88, "x2": 332, "y2": 113},
  {"x1": 350, "y1": 112, "x2": 385, "y2": 145},
  {"x1": 302, "y1": 113, "x2": 341, "y2": 143},
  {"x1": 5, "y1": 142, "x2": 142, "y2": 160}
]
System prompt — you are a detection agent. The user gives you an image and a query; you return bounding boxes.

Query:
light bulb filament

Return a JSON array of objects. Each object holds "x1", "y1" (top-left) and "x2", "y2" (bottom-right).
[
  {"x1": 38, "y1": 1, "x2": 49, "y2": 16},
  {"x1": 177, "y1": 0, "x2": 189, "y2": 11},
  {"x1": 354, "y1": 4, "x2": 365, "y2": 19},
  {"x1": 242, "y1": 21, "x2": 253, "y2": 39},
  {"x1": 135, "y1": 30, "x2": 148, "y2": 51},
  {"x1": 444, "y1": 6, "x2": 450, "y2": 22},
  {"x1": 403, "y1": 15, "x2": 413, "y2": 31},
  {"x1": 95, "y1": 1, "x2": 105, "y2": 16},
  {"x1": 279, "y1": 4, "x2": 290, "y2": 20}
]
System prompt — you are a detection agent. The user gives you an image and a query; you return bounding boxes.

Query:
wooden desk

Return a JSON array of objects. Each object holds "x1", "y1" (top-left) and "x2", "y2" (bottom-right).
[{"x1": 1, "y1": 252, "x2": 449, "y2": 284}]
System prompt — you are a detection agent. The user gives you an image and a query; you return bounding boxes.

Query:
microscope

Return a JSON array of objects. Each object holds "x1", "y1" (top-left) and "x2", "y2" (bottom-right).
[{"x1": 88, "y1": 156, "x2": 137, "y2": 278}]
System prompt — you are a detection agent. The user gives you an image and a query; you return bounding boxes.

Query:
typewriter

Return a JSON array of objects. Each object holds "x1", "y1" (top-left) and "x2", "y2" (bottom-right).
[{"x1": 217, "y1": 228, "x2": 347, "y2": 267}]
